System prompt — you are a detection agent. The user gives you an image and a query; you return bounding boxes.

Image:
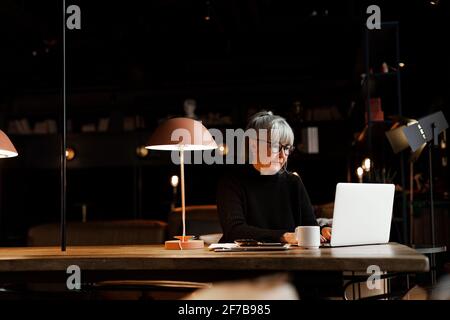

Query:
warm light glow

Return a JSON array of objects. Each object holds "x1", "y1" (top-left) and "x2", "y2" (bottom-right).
[
  {"x1": 66, "y1": 147, "x2": 75, "y2": 161},
  {"x1": 171, "y1": 175, "x2": 179, "y2": 188},
  {"x1": 136, "y1": 146, "x2": 149, "y2": 158},
  {"x1": 205, "y1": 0, "x2": 211, "y2": 21},
  {"x1": 357, "y1": 167, "x2": 364, "y2": 183},
  {"x1": 441, "y1": 131, "x2": 447, "y2": 149},
  {"x1": 398, "y1": 62, "x2": 405, "y2": 68},
  {"x1": 217, "y1": 143, "x2": 229, "y2": 156},
  {"x1": 362, "y1": 158, "x2": 371, "y2": 172},
  {"x1": 357, "y1": 167, "x2": 364, "y2": 178}
]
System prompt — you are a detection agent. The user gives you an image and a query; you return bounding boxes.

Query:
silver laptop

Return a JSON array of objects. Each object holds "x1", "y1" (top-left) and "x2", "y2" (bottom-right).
[{"x1": 323, "y1": 183, "x2": 395, "y2": 247}]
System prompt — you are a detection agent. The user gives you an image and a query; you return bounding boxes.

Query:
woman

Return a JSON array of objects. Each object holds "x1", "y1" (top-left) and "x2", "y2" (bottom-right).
[{"x1": 217, "y1": 111, "x2": 332, "y2": 244}]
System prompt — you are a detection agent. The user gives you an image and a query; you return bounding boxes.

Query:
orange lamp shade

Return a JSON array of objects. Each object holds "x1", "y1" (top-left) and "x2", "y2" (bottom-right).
[
  {"x1": 0, "y1": 130, "x2": 18, "y2": 158},
  {"x1": 145, "y1": 117, "x2": 217, "y2": 151}
]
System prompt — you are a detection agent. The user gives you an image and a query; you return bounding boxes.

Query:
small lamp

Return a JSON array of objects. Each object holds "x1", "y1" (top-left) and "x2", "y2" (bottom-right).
[
  {"x1": 0, "y1": 130, "x2": 18, "y2": 158},
  {"x1": 0, "y1": 129, "x2": 18, "y2": 244},
  {"x1": 356, "y1": 167, "x2": 364, "y2": 183},
  {"x1": 146, "y1": 118, "x2": 217, "y2": 250},
  {"x1": 170, "y1": 175, "x2": 179, "y2": 210},
  {"x1": 362, "y1": 158, "x2": 372, "y2": 172}
]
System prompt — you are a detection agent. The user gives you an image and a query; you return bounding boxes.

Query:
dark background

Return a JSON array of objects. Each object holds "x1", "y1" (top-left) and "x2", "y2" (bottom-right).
[{"x1": 0, "y1": 0, "x2": 448, "y2": 246}]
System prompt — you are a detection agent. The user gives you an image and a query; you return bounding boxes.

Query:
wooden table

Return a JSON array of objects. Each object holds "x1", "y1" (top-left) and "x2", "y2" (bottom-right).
[
  {"x1": 0, "y1": 242, "x2": 428, "y2": 275},
  {"x1": 0, "y1": 243, "x2": 429, "y2": 299}
]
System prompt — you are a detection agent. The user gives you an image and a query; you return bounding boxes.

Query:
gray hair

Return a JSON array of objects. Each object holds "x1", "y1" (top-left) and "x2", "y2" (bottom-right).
[
  {"x1": 244, "y1": 111, "x2": 295, "y2": 171},
  {"x1": 246, "y1": 110, "x2": 294, "y2": 146}
]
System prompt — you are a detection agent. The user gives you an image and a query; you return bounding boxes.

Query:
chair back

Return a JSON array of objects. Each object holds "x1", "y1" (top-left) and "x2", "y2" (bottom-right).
[{"x1": 27, "y1": 220, "x2": 167, "y2": 246}]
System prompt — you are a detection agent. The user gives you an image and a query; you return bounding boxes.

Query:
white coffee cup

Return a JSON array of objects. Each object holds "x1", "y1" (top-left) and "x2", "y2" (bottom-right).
[{"x1": 295, "y1": 226, "x2": 320, "y2": 249}]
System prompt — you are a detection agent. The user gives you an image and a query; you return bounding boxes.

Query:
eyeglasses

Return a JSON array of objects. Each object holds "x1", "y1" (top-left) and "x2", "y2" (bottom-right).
[{"x1": 258, "y1": 139, "x2": 295, "y2": 156}]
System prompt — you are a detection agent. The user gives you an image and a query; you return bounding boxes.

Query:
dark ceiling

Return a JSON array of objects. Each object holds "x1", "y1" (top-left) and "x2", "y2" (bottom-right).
[{"x1": 0, "y1": 0, "x2": 449, "y2": 118}]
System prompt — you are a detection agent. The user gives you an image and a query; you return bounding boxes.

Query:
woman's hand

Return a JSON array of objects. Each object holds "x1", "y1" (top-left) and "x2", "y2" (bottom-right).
[
  {"x1": 321, "y1": 227, "x2": 332, "y2": 242},
  {"x1": 280, "y1": 232, "x2": 297, "y2": 244}
]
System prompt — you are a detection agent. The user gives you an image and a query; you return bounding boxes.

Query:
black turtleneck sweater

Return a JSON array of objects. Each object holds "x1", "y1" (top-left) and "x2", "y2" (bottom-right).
[{"x1": 217, "y1": 165, "x2": 318, "y2": 243}]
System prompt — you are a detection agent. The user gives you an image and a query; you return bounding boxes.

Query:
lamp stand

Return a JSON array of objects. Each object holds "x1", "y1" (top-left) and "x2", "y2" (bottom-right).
[
  {"x1": 165, "y1": 147, "x2": 204, "y2": 250},
  {"x1": 428, "y1": 128, "x2": 436, "y2": 249},
  {"x1": 409, "y1": 161, "x2": 414, "y2": 245},
  {"x1": 427, "y1": 124, "x2": 437, "y2": 284}
]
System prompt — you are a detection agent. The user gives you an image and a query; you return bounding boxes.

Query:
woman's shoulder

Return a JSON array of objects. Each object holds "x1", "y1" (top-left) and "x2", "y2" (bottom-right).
[
  {"x1": 284, "y1": 170, "x2": 300, "y2": 181},
  {"x1": 284, "y1": 171, "x2": 307, "y2": 188}
]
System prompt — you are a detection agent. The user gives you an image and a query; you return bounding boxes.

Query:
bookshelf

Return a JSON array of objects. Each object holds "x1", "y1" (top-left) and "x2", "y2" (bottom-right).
[{"x1": 362, "y1": 21, "x2": 408, "y2": 244}]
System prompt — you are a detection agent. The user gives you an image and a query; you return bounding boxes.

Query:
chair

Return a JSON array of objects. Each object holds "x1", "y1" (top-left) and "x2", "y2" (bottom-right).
[
  {"x1": 91, "y1": 280, "x2": 212, "y2": 300},
  {"x1": 27, "y1": 220, "x2": 167, "y2": 246}
]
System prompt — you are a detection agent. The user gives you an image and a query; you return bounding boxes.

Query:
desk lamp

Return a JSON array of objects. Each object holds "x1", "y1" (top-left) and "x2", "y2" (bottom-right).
[
  {"x1": 0, "y1": 130, "x2": 18, "y2": 242},
  {"x1": 386, "y1": 111, "x2": 448, "y2": 284},
  {"x1": 0, "y1": 130, "x2": 18, "y2": 158},
  {"x1": 386, "y1": 111, "x2": 448, "y2": 251},
  {"x1": 146, "y1": 118, "x2": 217, "y2": 250},
  {"x1": 386, "y1": 111, "x2": 448, "y2": 244}
]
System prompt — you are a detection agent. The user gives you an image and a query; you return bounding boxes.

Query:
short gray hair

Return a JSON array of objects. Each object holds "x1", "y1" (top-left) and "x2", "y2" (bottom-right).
[{"x1": 246, "y1": 110, "x2": 294, "y2": 146}]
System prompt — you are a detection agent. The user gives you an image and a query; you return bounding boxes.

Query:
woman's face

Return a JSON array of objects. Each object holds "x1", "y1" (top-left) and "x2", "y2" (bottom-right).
[{"x1": 250, "y1": 137, "x2": 291, "y2": 174}]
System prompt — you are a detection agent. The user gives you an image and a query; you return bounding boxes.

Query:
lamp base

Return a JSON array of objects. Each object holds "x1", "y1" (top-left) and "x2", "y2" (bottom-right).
[{"x1": 165, "y1": 239, "x2": 205, "y2": 250}]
